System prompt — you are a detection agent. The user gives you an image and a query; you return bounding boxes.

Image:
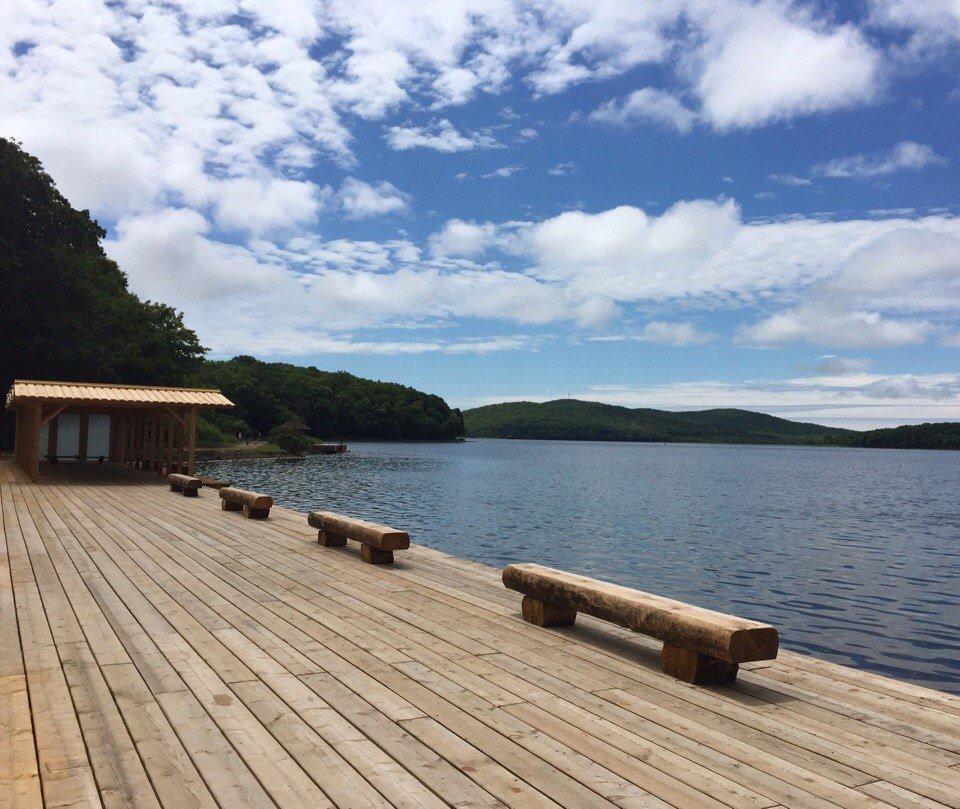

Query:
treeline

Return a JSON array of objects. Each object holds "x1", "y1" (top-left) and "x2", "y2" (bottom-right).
[
  {"x1": 845, "y1": 422, "x2": 960, "y2": 450},
  {"x1": 463, "y1": 399, "x2": 960, "y2": 450},
  {"x1": 0, "y1": 137, "x2": 464, "y2": 447},
  {"x1": 193, "y1": 356, "x2": 464, "y2": 442}
]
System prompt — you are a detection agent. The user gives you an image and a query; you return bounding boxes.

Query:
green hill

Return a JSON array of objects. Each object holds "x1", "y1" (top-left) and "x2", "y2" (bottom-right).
[{"x1": 463, "y1": 400, "x2": 850, "y2": 444}]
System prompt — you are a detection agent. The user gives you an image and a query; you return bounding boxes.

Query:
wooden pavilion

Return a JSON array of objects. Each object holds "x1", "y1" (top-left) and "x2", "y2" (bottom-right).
[{"x1": 5, "y1": 380, "x2": 234, "y2": 482}]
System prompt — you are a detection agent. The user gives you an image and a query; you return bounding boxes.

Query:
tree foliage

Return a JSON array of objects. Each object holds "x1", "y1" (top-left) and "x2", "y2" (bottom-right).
[
  {"x1": 463, "y1": 399, "x2": 854, "y2": 444},
  {"x1": 0, "y1": 138, "x2": 206, "y2": 445},
  {"x1": 194, "y1": 356, "x2": 464, "y2": 441}
]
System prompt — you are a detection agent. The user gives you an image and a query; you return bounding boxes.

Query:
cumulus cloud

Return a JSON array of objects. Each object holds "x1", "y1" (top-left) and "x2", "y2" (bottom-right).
[
  {"x1": 692, "y1": 1, "x2": 881, "y2": 129},
  {"x1": 588, "y1": 88, "x2": 698, "y2": 133},
  {"x1": 739, "y1": 306, "x2": 930, "y2": 348},
  {"x1": 428, "y1": 219, "x2": 498, "y2": 258},
  {"x1": 384, "y1": 119, "x2": 501, "y2": 152},
  {"x1": 335, "y1": 178, "x2": 411, "y2": 219},
  {"x1": 813, "y1": 141, "x2": 946, "y2": 178}
]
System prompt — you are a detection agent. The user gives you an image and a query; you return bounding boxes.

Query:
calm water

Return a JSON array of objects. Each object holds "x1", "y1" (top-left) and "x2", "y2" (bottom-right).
[{"x1": 199, "y1": 439, "x2": 960, "y2": 693}]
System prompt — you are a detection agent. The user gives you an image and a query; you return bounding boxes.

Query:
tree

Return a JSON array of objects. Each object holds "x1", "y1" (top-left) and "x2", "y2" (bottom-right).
[{"x1": 0, "y1": 138, "x2": 206, "y2": 448}]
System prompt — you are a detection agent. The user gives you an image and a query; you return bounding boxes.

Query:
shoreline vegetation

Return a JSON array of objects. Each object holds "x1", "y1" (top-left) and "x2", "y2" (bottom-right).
[{"x1": 463, "y1": 399, "x2": 960, "y2": 450}]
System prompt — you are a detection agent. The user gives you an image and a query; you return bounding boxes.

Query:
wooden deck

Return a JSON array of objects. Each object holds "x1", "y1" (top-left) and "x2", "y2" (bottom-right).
[{"x1": 2, "y1": 458, "x2": 959, "y2": 809}]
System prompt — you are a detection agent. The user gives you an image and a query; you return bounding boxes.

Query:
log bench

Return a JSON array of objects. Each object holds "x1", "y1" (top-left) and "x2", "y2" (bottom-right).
[
  {"x1": 502, "y1": 563, "x2": 778, "y2": 685},
  {"x1": 168, "y1": 473, "x2": 201, "y2": 497},
  {"x1": 219, "y1": 487, "x2": 273, "y2": 519},
  {"x1": 307, "y1": 511, "x2": 409, "y2": 564}
]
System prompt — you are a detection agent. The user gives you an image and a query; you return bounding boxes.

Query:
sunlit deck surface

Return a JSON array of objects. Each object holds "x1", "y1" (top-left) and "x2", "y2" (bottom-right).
[{"x1": 3, "y1": 457, "x2": 959, "y2": 809}]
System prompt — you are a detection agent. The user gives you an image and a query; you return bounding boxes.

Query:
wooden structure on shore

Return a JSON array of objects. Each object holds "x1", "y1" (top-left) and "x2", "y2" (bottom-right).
[
  {"x1": 5, "y1": 380, "x2": 233, "y2": 481},
  {"x1": 2, "y1": 456, "x2": 959, "y2": 809}
]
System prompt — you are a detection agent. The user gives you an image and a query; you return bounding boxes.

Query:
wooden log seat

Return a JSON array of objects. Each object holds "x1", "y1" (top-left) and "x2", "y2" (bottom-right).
[
  {"x1": 199, "y1": 476, "x2": 231, "y2": 489},
  {"x1": 219, "y1": 487, "x2": 273, "y2": 519},
  {"x1": 502, "y1": 563, "x2": 778, "y2": 685},
  {"x1": 167, "y1": 473, "x2": 202, "y2": 497},
  {"x1": 307, "y1": 511, "x2": 410, "y2": 564}
]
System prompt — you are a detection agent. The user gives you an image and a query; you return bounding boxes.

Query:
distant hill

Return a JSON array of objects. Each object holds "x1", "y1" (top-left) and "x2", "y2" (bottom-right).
[{"x1": 463, "y1": 399, "x2": 960, "y2": 449}]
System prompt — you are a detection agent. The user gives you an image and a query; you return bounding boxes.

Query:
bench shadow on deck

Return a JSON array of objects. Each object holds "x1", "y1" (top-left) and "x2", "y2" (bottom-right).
[{"x1": 2, "y1": 456, "x2": 959, "y2": 809}]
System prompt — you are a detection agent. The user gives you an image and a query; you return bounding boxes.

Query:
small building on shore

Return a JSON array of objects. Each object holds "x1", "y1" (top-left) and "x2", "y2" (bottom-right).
[{"x1": 5, "y1": 380, "x2": 234, "y2": 481}]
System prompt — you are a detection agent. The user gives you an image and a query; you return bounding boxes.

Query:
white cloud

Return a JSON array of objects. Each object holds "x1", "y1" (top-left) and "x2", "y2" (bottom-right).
[
  {"x1": 428, "y1": 219, "x2": 497, "y2": 258},
  {"x1": 336, "y1": 178, "x2": 411, "y2": 219},
  {"x1": 106, "y1": 208, "x2": 285, "y2": 302},
  {"x1": 693, "y1": 1, "x2": 881, "y2": 129},
  {"x1": 869, "y1": 0, "x2": 960, "y2": 55},
  {"x1": 769, "y1": 173, "x2": 812, "y2": 187},
  {"x1": 813, "y1": 141, "x2": 946, "y2": 178},
  {"x1": 547, "y1": 161, "x2": 578, "y2": 176},
  {"x1": 444, "y1": 336, "x2": 531, "y2": 354},
  {"x1": 482, "y1": 165, "x2": 523, "y2": 179},
  {"x1": 637, "y1": 321, "x2": 715, "y2": 346},
  {"x1": 588, "y1": 88, "x2": 697, "y2": 133},
  {"x1": 739, "y1": 306, "x2": 930, "y2": 348},
  {"x1": 518, "y1": 127, "x2": 538, "y2": 139},
  {"x1": 384, "y1": 119, "x2": 501, "y2": 152}
]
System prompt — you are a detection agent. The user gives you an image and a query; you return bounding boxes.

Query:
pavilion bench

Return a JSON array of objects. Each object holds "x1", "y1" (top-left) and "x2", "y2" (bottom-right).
[
  {"x1": 308, "y1": 511, "x2": 409, "y2": 564},
  {"x1": 219, "y1": 487, "x2": 273, "y2": 519},
  {"x1": 502, "y1": 563, "x2": 778, "y2": 685},
  {"x1": 168, "y1": 473, "x2": 201, "y2": 497}
]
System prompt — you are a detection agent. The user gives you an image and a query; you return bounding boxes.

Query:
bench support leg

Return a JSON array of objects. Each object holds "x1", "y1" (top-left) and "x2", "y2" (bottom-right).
[
  {"x1": 242, "y1": 505, "x2": 270, "y2": 519},
  {"x1": 661, "y1": 643, "x2": 738, "y2": 685},
  {"x1": 221, "y1": 500, "x2": 242, "y2": 512},
  {"x1": 170, "y1": 483, "x2": 180, "y2": 492},
  {"x1": 361, "y1": 545, "x2": 394, "y2": 564},
  {"x1": 182, "y1": 488, "x2": 198, "y2": 497},
  {"x1": 318, "y1": 530, "x2": 347, "y2": 548},
  {"x1": 521, "y1": 596, "x2": 576, "y2": 628}
]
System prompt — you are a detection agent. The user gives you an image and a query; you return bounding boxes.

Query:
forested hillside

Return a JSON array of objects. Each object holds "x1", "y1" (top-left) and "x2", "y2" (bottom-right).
[
  {"x1": 0, "y1": 138, "x2": 463, "y2": 447},
  {"x1": 464, "y1": 399, "x2": 960, "y2": 449},
  {"x1": 194, "y1": 356, "x2": 464, "y2": 441},
  {"x1": 464, "y1": 399, "x2": 850, "y2": 444}
]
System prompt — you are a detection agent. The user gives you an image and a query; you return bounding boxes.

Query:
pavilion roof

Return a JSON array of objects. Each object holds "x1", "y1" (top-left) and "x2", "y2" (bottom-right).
[{"x1": 5, "y1": 380, "x2": 234, "y2": 410}]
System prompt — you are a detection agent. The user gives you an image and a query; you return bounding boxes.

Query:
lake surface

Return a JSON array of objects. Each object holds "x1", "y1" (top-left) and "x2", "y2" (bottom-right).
[{"x1": 199, "y1": 439, "x2": 960, "y2": 693}]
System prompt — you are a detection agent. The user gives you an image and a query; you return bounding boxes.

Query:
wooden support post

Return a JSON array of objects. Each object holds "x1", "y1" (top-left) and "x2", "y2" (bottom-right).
[
  {"x1": 25, "y1": 402, "x2": 41, "y2": 482},
  {"x1": 187, "y1": 407, "x2": 197, "y2": 476},
  {"x1": 77, "y1": 413, "x2": 90, "y2": 461},
  {"x1": 661, "y1": 644, "x2": 739, "y2": 685},
  {"x1": 108, "y1": 416, "x2": 117, "y2": 462},
  {"x1": 46, "y1": 415, "x2": 59, "y2": 461}
]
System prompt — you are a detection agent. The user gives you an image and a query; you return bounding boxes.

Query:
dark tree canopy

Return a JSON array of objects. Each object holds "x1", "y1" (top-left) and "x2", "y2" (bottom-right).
[
  {"x1": 0, "y1": 138, "x2": 206, "y2": 446},
  {"x1": 195, "y1": 356, "x2": 464, "y2": 441}
]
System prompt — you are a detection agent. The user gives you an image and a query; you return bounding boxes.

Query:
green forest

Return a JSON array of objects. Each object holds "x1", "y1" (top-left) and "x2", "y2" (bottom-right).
[
  {"x1": 0, "y1": 138, "x2": 464, "y2": 448},
  {"x1": 463, "y1": 399, "x2": 960, "y2": 449}
]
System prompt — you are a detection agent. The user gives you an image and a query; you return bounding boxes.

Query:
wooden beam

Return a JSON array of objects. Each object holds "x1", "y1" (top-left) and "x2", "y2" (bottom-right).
[
  {"x1": 165, "y1": 407, "x2": 188, "y2": 430},
  {"x1": 40, "y1": 403, "x2": 68, "y2": 427}
]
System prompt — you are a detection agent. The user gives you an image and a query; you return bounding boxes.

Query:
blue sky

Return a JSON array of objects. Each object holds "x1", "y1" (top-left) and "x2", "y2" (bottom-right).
[{"x1": 3, "y1": 0, "x2": 960, "y2": 427}]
